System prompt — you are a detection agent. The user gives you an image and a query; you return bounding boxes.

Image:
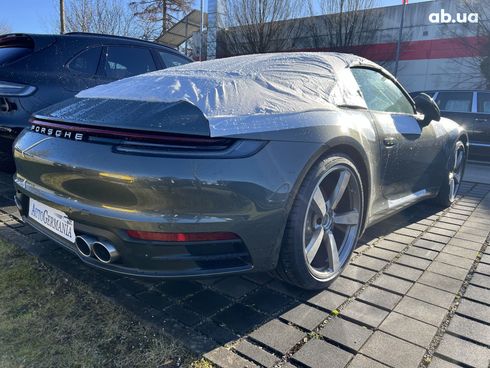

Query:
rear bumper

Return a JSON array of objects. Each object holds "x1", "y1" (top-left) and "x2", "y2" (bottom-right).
[
  {"x1": 16, "y1": 190, "x2": 254, "y2": 278},
  {"x1": 13, "y1": 132, "x2": 320, "y2": 278}
]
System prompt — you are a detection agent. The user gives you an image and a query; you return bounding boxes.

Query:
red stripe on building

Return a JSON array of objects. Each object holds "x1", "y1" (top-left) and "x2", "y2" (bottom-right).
[{"x1": 299, "y1": 36, "x2": 485, "y2": 62}]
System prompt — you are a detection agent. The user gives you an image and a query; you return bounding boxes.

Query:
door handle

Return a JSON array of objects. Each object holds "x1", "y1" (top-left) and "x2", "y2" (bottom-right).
[
  {"x1": 383, "y1": 137, "x2": 396, "y2": 147},
  {"x1": 474, "y1": 118, "x2": 488, "y2": 122}
]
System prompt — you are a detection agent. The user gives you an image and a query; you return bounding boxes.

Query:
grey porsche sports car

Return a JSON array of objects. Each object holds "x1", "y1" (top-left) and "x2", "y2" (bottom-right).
[{"x1": 13, "y1": 53, "x2": 467, "y2": 289}]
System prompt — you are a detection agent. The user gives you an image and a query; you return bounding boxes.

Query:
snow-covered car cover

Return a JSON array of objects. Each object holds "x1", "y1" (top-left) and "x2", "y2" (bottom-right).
[{"x1": 77, "y1": 52, "x2": 372, "y2": 135}]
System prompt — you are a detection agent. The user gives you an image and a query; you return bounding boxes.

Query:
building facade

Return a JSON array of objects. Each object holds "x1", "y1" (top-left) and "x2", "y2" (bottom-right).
[{"x1": 206, "y1": 0, "x2": 489, "y2": 92}]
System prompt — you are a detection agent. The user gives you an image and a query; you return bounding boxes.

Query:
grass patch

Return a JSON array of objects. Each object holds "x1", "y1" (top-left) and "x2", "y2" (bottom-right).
[{"x1": 0, "y1": 239, "x2": 198, "y2": 368}]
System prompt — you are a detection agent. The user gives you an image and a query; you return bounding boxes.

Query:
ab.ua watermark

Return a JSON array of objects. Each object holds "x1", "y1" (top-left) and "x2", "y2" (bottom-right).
[{"x1": 429, "y1": 9, "x2": 479, "y2": 24}]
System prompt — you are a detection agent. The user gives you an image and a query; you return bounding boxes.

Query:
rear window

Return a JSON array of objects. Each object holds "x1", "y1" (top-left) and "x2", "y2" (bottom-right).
[{"x1": 435, "y1": 91, "x2": 473, "y2": 112}]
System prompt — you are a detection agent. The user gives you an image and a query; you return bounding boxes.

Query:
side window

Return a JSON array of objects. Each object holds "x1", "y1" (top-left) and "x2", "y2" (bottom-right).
[
  {"x1": 104, "y1": 46, "x2": 156, "y2": 79},
  {"x1": 351, "y1": 68, "x2": 414, "y2": 114},
  {"x1": 435, "y1": 91, "x2": 473, "y2": 112},
  {"x1": 159, "y1": 51, "x2": 190, "y2": 68},
  {"x1": 68, "y1": 47, "x2": 101, "y2": 75},
  {"x1": 477, "y1": 92, "x2": 490, "y2": 113}
]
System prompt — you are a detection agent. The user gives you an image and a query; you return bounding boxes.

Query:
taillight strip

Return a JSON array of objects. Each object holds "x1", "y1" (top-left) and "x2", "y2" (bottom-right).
[{"x1": 30, "y1": 119, "x2": 224, "y2": 145}]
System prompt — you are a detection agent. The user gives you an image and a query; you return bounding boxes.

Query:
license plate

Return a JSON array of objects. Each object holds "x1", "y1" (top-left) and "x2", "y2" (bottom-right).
[{"x1": 28, "y1": 198, "x2": 76, "y2": 243}]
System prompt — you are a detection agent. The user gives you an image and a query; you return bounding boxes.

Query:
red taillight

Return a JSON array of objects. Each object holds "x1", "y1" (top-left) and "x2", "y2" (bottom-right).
[{"x1": 126, "y1": 230, "x2": 239, "y2": 242}]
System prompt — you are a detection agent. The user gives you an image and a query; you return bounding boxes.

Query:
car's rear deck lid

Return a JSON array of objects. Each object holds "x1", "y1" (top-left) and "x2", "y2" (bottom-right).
[{"x1": 34, "y1": 98, "x2": 211, "y2": 136}]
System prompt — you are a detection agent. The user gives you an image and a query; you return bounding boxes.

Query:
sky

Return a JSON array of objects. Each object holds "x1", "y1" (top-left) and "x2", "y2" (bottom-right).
[{"x1": 0, "y1": 0, "x2": 432, "y2": 34}]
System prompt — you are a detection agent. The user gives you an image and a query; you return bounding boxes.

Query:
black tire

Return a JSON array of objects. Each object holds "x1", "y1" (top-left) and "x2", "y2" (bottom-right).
[
  {"x1": 277, "y1": 154, "x2": 364, "y2": 290},
  {"x1": 434, "y1": 140, "x2": 466, "y2": 207}
]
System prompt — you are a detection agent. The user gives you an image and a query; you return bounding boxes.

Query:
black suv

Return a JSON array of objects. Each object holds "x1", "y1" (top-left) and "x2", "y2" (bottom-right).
[
  {"x1": 0, "y1": 32, "x2": 191, "y2": 170},
  {"x1": 411, "y1": 90, "x2": 490, "y2": 161}
]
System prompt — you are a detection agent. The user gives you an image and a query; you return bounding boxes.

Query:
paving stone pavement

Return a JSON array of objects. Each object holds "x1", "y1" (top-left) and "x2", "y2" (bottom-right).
[{"x1": 0, "y1": 172, "x2": 490, "y2": 368}]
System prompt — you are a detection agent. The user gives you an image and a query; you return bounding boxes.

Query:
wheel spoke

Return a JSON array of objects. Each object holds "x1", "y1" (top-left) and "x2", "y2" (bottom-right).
[
  {"x1": 325, "y1": 230, "x2": 340, "y2": 272},
  {"x1": 455, "y1": 150, "x2": 463, "y2": 171},
  {"x1": 449, "y1": 178, "x2": 455, "y2": 198},
  {"x1": 328, "y1": 170, "x2": 351, "y2": 210},
  {"x1": 312, "y1": 186, "x2": 327, "y2": 216},
  {"x1": 454, "y1": 172, "x2": 462, "y2": 184},
  {"x1": 333, "y1": 210, "x2": 359, "y2": 226},
  {"x1": 306, "y1": 227, "x2": 324, "y2": 264}
]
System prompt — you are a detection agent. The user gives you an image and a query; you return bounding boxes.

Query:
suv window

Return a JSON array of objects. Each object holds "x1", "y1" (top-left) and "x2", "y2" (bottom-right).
[
  {"x1": 68, "y1": 47, "x2": 101, "y2": 75},
  {"x1": 159, "y1": 51, "x2": 190, "y2": 68},
  {"x1": 351, "y1": 68, "x2": 414, "y2": 114},
  {"x1": 435, "y1": 91, "x2": 473, "y2": 112},
  {"x1": 477, "y1": 92, "x2": 490, "y2": 113},
  {"x1": 104, "y1": 46, "x2": 156, "y2": 79}
]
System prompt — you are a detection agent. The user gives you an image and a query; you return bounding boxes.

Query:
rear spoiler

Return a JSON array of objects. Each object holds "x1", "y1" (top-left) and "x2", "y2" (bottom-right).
[{"x1": 0, "y1": 33, "x2": 56, "y2": 52}]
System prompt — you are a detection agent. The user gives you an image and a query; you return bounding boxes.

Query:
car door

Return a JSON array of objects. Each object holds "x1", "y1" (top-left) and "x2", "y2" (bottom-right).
[
  {"x1": 351, "y1": 67, "x2": 443, "y2": 206},
  {"x1": 470, "y1": 91, "x2": 490, "y2": 160}
]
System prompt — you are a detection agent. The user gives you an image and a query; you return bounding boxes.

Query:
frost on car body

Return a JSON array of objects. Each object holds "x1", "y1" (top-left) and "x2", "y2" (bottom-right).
[{"x1": 77, "y1": 52, "x2": 370, "y2": 136}]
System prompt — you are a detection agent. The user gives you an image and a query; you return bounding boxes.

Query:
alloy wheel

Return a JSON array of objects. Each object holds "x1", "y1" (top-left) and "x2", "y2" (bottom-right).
[
  {"x1": 449, "y1": 144, "x2": 465, "y2": 202},
  {"x1": 302, "y1": 164, "x2": 362, "y2": 279}
]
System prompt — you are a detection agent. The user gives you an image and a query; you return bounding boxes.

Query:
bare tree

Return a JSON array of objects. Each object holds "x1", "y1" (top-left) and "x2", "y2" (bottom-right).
[
  {"x1": 132, "y1": 11, "x2": 161, "y2": 40},
  {"x1": 307, "y1": 0, "x2": 381, "y2": 50},
  {"x1": 130, "y1": 0, "x2": 193, "y2": 39},
  {"x1": 221, "y1": 0, "x2": 306, "y2": 55},
  {"x1": 443, "y1": 0, "x2": 490, "y2": 88},
  {"x1": 62, "y1": 0, "x2": 136, "y2": 36},
  {"x1": 0, "y1": 21, "x2": 11, "y2": 35}
]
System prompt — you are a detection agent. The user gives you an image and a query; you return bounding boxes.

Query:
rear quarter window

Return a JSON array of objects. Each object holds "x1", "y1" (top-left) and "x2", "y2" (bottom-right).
[{"x1": 67, "y1": 47, "x2": 102, "y2": 75}]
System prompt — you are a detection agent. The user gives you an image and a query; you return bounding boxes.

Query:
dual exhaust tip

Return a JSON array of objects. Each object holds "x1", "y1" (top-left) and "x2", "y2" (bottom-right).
[{"x1": 75, "y1": 235, "x2": 119, "y2": 264}]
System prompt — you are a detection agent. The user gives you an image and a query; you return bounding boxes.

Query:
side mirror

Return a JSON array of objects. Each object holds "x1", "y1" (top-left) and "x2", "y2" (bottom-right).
[{"x1": 414, "y1": 93, "x2": 441, "y2": 124}]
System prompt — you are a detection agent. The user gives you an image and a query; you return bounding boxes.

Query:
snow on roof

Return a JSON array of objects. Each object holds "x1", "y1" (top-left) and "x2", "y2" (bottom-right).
[{"x1": 77, "y1": 52, "x2": 370, "y2": 135}]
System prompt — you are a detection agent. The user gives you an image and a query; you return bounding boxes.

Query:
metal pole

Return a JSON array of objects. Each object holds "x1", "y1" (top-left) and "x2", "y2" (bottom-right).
[
  {"x1": 184, "y1": 15, "x2": 189, "y2": 57},
  {"x1": 200, "y1": 0, "x2": 204, "y2": 61},
  {"x1": 162, "y1": 0, "x2": 166, "y2": 35},
  {"x1": 60, "y1": 0, "x2": 65, "y2": 34},
  {"x1": 394, "y1": 0, "x2": 407, "y2": 77}
]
